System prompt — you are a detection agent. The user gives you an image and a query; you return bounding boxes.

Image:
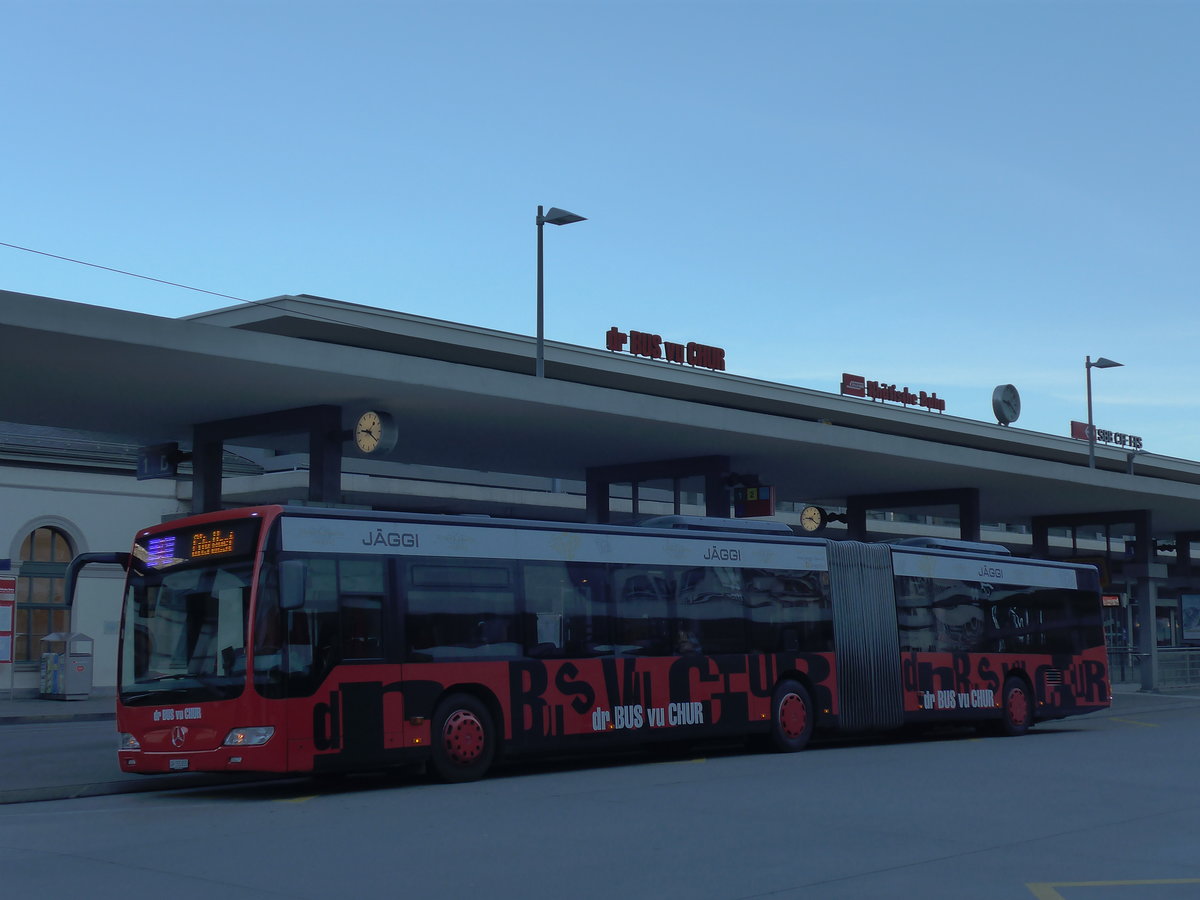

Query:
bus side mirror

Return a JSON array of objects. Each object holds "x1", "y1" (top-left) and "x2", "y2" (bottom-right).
[
  {"x1": 279, "y1": 559, "x2": 306, "y2": 611},
  {"x1": 65, "y1": 552, "x2": 131, "y2": 609}
]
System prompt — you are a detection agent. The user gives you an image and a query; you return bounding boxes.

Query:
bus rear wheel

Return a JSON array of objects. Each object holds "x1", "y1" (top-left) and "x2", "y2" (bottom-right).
[
  {"x1": 771, "y1": 680, "x2": 814, "y2": 752},
  {"x1": 431, "y1": 693, "x2": 496, "y2": 782},
  {"x1": 996, "y1": 677, "x2": 1032, "y2": 737}
]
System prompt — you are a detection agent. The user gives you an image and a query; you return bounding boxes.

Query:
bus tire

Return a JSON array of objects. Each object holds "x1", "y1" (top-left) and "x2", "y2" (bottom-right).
[
  {"x1": 771, "y1": 680, "x2": 814, "y2": 752},
  {"x1": 430, "y1": 693, "x2": 496, "y2": 782},
  {"x1": 997, "y1": 676, "x2": 1032, "y2": 737}
]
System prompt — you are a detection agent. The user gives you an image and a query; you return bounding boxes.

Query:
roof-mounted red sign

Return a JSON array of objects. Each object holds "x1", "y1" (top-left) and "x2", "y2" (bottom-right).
[
  {"x1": 606, "y1": 327, "x2": 726, "y2": 372},
  {"x1": 840, "y1": 372, "x2": 945, "y2": 412}
]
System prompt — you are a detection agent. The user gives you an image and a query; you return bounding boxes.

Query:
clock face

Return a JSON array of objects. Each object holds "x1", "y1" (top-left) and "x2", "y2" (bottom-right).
[
  {"x1": 355, "y1": 410, "x2": 397, "y2": 455},
  {"x1": 356, "y1": 412, "x2": 381, "y2": 452},
  {"x1": 800, "y1": 505, "x2": 827, "y2": 533},
  {"x1": 991, "y1": 384, "x2": 1022, "y2": 425}
]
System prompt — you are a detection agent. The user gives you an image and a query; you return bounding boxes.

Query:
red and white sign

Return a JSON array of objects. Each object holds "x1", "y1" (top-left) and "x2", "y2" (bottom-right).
[
  {"x1": 0, "y1": 575, "x2": 15, "y2": 664},
  {"x1": 1069, "y1": 421, "x2": 1144, "y2": 450},
  {"x1": 841, "y1": 373, "x2": 945, "y2": 412},
  {"x1": 605, "y1": 327, "x2": 727, "y2": 372},
  {"x1": 840, "y1": 373, "x2": 867, "y2": 397}
]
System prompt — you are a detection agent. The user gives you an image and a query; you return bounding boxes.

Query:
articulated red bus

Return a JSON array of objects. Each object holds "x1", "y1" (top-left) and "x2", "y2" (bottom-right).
[{"x1": 88, "y1": 505, "x2": 1109, "y2": 782}]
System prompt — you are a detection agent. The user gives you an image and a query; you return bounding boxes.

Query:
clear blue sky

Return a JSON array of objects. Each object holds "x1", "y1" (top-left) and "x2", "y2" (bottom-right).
[{"x1": 5, "y1": 1, "x2": 1197, "y2": 460}]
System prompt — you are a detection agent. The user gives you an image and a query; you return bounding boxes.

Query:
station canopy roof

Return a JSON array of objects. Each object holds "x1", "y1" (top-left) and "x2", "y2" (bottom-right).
[{"x1": 4, "y1": 287, "x2": 1200, "y2": 536}]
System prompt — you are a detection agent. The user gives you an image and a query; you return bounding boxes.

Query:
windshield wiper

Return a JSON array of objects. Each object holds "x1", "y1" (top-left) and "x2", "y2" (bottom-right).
[
  {"x1": 120, "y1": 686, "x2": 194, "y2": 704},
  {"x1": 120, "y1": 673, "x2": 214, "y2": 702},
  {"x1": 139, "y1": 673, "x2": 203, "y2": 684}
]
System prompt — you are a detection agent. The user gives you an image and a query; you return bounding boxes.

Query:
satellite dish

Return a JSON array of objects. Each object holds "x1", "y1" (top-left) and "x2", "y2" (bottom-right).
[{"x1": 992, "y1": 384, "x2": 1021, "y2": 426}]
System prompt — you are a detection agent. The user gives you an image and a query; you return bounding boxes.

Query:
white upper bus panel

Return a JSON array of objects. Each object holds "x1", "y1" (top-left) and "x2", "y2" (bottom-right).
[
  {"x1": 281, "y1": 517, "x2": 829, "y2": 572},
  {"x1": 891, "y1": 537, "x2": 1011, "y2": 556},
  {"x1": 638, "y1": 515, "x2": 795, "y2": 535},
  {"x1": 891, "y1": 550, "x2": 1079, "y2": 590}
]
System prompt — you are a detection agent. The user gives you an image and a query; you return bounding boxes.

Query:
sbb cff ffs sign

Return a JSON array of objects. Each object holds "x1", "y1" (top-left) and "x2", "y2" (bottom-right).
[{"x1": 1069, "y1": 421, "x2": 1144, "y2": 451}]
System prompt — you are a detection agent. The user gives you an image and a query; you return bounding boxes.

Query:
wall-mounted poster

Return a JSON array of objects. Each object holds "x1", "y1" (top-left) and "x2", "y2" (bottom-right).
[
  {"x1": 0, "y1": 575, "x2": 16, "y2": 664},
  {"x1": 1182, "y1": 595, "x2": 1200, "y2": 643}
]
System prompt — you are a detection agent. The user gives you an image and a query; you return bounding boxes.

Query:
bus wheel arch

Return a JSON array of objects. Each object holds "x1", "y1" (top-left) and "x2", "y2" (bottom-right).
[
  {"x1": 770, "y1": 677, "x2": 815, "y2": 752},
  {"x1": 430, "y1": 689, "x2": 499, "y2": 782}
]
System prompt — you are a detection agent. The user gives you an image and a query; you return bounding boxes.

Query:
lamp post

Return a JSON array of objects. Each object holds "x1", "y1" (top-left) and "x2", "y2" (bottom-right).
[
  {"x1": 1086, "y1": 355, "x2": 1123, "y2": 468},
  {"x1": 536, "y1": 205, "x2": 586, "y2": 378}
]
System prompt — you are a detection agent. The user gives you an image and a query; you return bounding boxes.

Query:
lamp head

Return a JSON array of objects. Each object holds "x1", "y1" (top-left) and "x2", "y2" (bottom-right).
[{"x1": 540, "y1": 207, "x2": 586, "y2": 226}]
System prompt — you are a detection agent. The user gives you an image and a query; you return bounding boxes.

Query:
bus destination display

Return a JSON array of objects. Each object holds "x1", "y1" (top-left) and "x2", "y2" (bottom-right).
[{"x1": 138, "y1": 520, "x2": 260, "y2": 569}]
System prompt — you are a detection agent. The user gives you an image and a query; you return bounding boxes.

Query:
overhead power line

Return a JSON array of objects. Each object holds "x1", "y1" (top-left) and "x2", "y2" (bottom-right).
[
  {"x1": 0, "y1": 240, "x2": 249, "y2": 303},
  {"x1": 0, "y1": 238, "x2": 405, "y2": 336}
]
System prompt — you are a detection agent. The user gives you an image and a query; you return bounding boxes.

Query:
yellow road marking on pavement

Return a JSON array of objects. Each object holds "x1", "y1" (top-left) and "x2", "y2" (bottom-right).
[
  {"x1": 1109, "y1": 717, "x2": 1160, "y2": 727},
  {"x1": 1028, "y1": 878, "x2": 1200, "y2": 899}
]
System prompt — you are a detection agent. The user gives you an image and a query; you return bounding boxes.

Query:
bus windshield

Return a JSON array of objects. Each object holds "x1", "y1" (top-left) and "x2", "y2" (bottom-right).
[{"x1": 119, "y1": 519, "x2": 261, "y2": 706}]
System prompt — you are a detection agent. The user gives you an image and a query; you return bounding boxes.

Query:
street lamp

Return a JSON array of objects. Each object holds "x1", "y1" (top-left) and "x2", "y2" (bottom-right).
[
  {"x1": 536, "y1": 205, "x2": 586, "y2": 378},
  {"x1": 1086, "y1": 355, "x2": 1123, "y2": 468}
]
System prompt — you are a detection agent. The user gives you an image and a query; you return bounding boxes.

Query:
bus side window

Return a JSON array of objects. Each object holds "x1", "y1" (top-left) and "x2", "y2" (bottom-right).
[
  {"x1": 677, "y1": 566, "x2": 745, "y2": 654},
  {"x1": 260, "y1": 557, "x2": 331, "y2": 689},
  {"x1": 285, "y1": 610, "x2": 313, "y2": 675},
  {"x1": 1014, "y1": 586, "x2": 1091, "y2": 654},
  {"x1": 252, "y1": 556, "x2": 384, "y2": 696},
  {"x1": 339, "y1": 559, "x2": 386, "y2": 661},
  {"x1": 928, "y1": 578, "x2": 985, "y2": 653},
  {"x1": 613, "y1": 567, "x2": 674, "y2": 656},
  {"x1": 405, "y1": 561, "x2": 519, "y2": 660},
  {"x1": 745, "y1": 569, "x2": 832, "y2": 654},
  {"x1": 521, "y1": 563, "x2": 606, "y2": 657},
  {"x1": 894, "y1": 576, "x2": 935, "y2": 652},
  {"x1": 302, "y1": 559, "x2": 341, "y2": 677},
  {"x1": 1068, "y1": 588, "x2": 1105, "y2": 652}
]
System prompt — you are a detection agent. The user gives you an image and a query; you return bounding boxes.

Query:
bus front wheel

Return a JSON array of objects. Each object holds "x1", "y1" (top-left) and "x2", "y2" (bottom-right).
[
  {"x1": 430, "y1": 693, "x2": 496, "y2": 782},
  {"x1": 771, "y1": 680, "x2": 814, "y2": 752}
]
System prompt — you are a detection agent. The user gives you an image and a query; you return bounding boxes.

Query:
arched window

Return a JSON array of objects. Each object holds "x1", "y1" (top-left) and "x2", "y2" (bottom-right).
[{"x1": 15, "y1": 526, "x2": 73, "y2": 664}]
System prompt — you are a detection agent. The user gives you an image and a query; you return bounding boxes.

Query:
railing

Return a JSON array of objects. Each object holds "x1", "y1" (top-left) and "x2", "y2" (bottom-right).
[
  {"x1": 1107, "y1": 647, "x2": 1142, "y2": 685},
  {"x1": 1157, "y1": 648, "x2": 1200, "y2": 690},
  {"x1": 1108, "y1": 646, "x2": 1200, "y2": 690}
]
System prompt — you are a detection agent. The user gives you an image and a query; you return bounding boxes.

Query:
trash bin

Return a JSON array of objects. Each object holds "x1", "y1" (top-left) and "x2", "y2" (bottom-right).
[{"x1": 39, "y1": 632, "x2": 93, "y2": 700}]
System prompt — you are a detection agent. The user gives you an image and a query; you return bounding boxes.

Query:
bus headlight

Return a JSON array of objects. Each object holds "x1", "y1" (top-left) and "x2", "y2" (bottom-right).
[
  {"x1": 119, "y1": 733, "x2": 141, "y2": 750},
  {"x1": 223, "y1": 726, "x2": 275, "y2": 746}
]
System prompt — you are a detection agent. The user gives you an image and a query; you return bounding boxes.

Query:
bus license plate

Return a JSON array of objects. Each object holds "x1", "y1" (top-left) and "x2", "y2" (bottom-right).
[{"x1": 169, "y1": 759, "x2": 189, "y2": 771}]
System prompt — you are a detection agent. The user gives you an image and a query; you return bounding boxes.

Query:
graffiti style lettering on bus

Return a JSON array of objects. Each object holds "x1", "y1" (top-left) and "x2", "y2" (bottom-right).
[
  {"x1": 314, "y1": 693, "x2": 342, "y2": 751},
  {"x1": 361, "y1": 530, "x2": 419, "y2": 548},
  {"x1": 507, "y1": 653, "x2": 835, "y2": 742},
  {"x1": 901, "y1": 651, "x2": 1109, "y2": 706}
]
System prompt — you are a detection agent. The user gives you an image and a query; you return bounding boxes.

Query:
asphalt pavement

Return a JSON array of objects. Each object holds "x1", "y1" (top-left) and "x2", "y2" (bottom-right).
[
  {"x1": 0, "y1": 692, "x2": 275, "y2": 804},
  {"x1": 0, "y1": 691, "x2": 117, "y2": 726},
  {"x1": 1, "y1": 684, "x2": 1198, "y2": 806}
]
